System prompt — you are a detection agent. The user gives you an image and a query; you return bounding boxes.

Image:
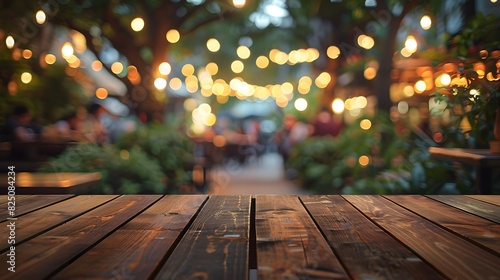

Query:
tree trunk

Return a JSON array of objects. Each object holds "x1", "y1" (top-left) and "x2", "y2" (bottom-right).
[{"x1": 374, "y1": 18, "x2": 399, "y2": 113}]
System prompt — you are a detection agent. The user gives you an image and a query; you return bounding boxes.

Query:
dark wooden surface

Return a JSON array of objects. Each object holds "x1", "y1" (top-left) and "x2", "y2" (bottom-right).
[{"x1": 1, "y1": 195, "x2": 499, "y2": 280}]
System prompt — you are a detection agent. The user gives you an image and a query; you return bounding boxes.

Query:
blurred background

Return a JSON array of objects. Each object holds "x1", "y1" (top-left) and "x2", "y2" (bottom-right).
[{"x1": 1, "y1": 0, "x2": 499, "y2": 195}]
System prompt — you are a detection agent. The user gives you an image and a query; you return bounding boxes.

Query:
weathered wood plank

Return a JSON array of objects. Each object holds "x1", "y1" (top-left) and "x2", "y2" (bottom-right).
[
  {"x1": 466, "y1": 195, "x2": 500, "y2": 207},
  {"x1": 387, "y1": 195, "x2": 500, "y2": 255},
  {"x1": 154, "y1": 195, "x2": 251, "y2": 280},
  {"x1": 2, "y1": 195, "x2": 161, "y2": 280},
  {"x1": 428, "y1": 195, "x2": 500, "y2": 223},
  {"x1": 301, "y1": 195, "x2": 443, "y2": 279},
  {"x1": 53, "y1": 195, "x2": 207, "y2": 280},
  {"x1": 345, "y1": 195, "x2": 500, "y2": 280},
  {"x1": 0, "y1": 195, "x2": 74, "y2": 222},
  {"x1": 0, "y1": 195, "x2": 117, "y2": 252},
  {"x1": 256, "y1": 195, "x2": 348, "y2": 279},
  {"x1": 0, "y1": 195, "x2": 35, "y2": 207}
]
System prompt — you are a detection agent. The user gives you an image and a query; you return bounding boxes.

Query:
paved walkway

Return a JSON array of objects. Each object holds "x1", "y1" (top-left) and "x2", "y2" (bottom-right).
[{"x1": 207, "y1": 153, "x2": 305, "y2": 195}]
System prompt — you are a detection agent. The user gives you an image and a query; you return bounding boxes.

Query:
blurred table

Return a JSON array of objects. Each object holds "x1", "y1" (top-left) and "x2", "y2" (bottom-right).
[
  {"x1": 1, "y1": 194, "x2": 499, "y2": 279},
  {"x1": 429, "y1": 147, "x2": 500, "y2": 194},
  {"x1": 0, "y1": 172, "x2": 101, "y2": 194}
]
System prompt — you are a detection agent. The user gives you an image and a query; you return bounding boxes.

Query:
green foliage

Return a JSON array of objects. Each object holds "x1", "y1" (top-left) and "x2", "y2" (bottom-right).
[
  {"x1": 289, "y1": 113, "x2": 461, "y2": 194},
  {"x1": 114, "y1": 123, "x2": 194, "y2": 191},
  {"x1": 431, "y1": 13, "x2": 500, "y2": 148},
  {"x1": 39, "y1": 143, "x2": 165, "y2": 194},
  {"x1": 39, "y1": 120, "x2": 195, "y2": 194},
  {"x1": 0, "y1": 47, "x2": 88, "y2": 125},
  {"x1": 449, "y1": 13, "x2": 500, "y2": 58}
]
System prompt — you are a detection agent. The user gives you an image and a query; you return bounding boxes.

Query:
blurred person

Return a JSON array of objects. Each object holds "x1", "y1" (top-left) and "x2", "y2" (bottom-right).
[
  {"x1": 1, "y1": 104, "x2": 44, "y2": 159},
  {"x1": 275, "y1": 114, "x2": 310, "y2": 165},
  {"x1": 53, "y1": 110, "x2": 86, "y2": 142},
  {"x1": 2, "y1": 104, "x2": 43, "y2": 142},
  {"x1": 81, "y1": 103, "x2": 109, "y2": 145},
  {"x1": 311, "y1": 107, "x2": 342, "y2": 137}
]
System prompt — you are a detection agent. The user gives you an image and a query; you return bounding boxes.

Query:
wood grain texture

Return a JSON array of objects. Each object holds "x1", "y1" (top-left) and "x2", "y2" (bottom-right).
[
  {"x1": 154, "y1": 195, "x2": 251, "y2": 280},
  {"x1": 255, "y1": 195, "x2": 348, "y2": 279},
  {"x1": 428, "y1": 195, "x2": 500, "y2": 223},
  {"x1": 345, "y1": 195, "x2": 500, "y2": 280},
  {"x1": 301, "y1": 195, "x2": 443, "y2": 279},
  {"x1": 3, "y1": 195, "x2": 161, "y2": 280},
  {"x1": 466, "y1": 195, "x2": 500, "y2": 207},
  {"x1": 0, "y1": 195, "x2": 117, "y2": 252},
  {"x1": 53, "y1": 195, "x2": 207, "y2": 280},
  {"x1": 386, "y1": 195, "x2": 500, "y2": 255},
  {"x1": 0, "y1": 194, "x2": 73, "y2": 222}
]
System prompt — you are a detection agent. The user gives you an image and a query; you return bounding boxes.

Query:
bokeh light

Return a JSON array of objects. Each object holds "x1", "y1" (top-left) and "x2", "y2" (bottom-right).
[
  {"x1": 20, "y1": 72, "x2": 32, "y2": 84},
  {"x1": 294, "y1": 98, "x2": 308, "y2": 111},
  {"x1": 131, "y1": 17, "x2": 145, "y2": 32},
  {"x1": 332, "y1": 98, "x2": 345, "y2": 114},
  {"x1": 360, "y1": 119, "x2": 372, "y2": 130},
  {"x1": 440, "y1": 73, "x2": 451, "y2": 86},
  {"x1": 327, "y1": 46, "x2": 340, "y2": 59},
  {"x1": 154, "y1": 77, "x2": 167, "y2": 90},
  {"x1": 111, "y1": 62, "x2": 124, "y2": 74},
  {"x1": 35, "y1": 10, "x2": 46, "y2": 25},
  {"x1": 405, "y1": 36, "x2": 418, "y2": 53},
  {"x1": 231, "y1": 60, "x2": 244, "y2": 73},
  {"x1": 236, "y1": 46, "x2": 251, "y2": 59},
  {"x1": 256, "y1": 56, "x2": 269, "y2": 69},
  {"x1": 166, "y1": 29, "x2": 180, "y2": 43},
  {"x1": 359, "y1": 155, "x2": 370, "y2": 166},
  {"x1": 181, "y1": 64, "x2": 195, "y2": 76},
  {"x1": 95, "y1": 88, "x2": 108, "y2": 99},
  {"x1": 206, "y1": 62, "x2": 219, "y2": 75},
  {"x1": 91, "y1": 60, "x2": 103, "y2": 71},
  {"x1": 415, "y1": 80, "x2": 426, "y2": 93},
  {"x1": 207, "y1": 38, "x2": 220, "y2": 52},
  {"x1": 5, "y1": 36, "x2": 15, "y2": 49},
  {"x1": 45, "y1": 54, "x2": 56, "y2": 64},
  {"x1": 159, "y1": 62, "x2": 172, "y2": 75},
  {"x1": 61, "y1": 42, "x2": 74, "y2": 59},
  {"x1": 22, "y1": 49, "x2": 32, "y2": 59},
  {"x1": 233, "y1": 0, "x2": 246, "y2": 8},
  {"x1": 315, "y1": 72, "x2": 331, "y2": 88},
  {"x1": 420, "y1": 15, "x2": 432, "y2": 30}
]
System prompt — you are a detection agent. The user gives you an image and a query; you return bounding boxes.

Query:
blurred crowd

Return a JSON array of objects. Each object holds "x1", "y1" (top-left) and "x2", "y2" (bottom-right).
[{"x1": 1, "y1": 102, "x2": 134, "y2": 160}]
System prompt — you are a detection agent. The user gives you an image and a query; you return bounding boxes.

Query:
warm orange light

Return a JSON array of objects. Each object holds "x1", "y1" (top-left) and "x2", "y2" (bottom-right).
[
  {"x1": 95, "y1": 88, "x2": 108, "y2": 99},
  {"x1": 359, "y1": 155, "x2": 370, "y2": 166}
]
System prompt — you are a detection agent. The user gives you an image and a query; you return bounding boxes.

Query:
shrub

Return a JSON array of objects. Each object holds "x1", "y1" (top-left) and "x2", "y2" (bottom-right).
[
  {"x1": 289, "y1": 113, "x2": 463, "y2": 194},
  {"x1": 39, "y1": 143, "x2": 165, "y2": 194},
  {"x1": 114, "y1": 123, "x2": 194, "y2": 191}
]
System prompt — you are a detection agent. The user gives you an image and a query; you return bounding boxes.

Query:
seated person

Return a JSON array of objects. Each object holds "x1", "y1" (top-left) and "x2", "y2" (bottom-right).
[
  {"x1": 81, "y1": 103, "x2": 109, "y2": 145},
  {"x1": 53, "y1": 111, "x2": 85, "y2": 142},
  {"x1": 1, "y1": 104, "x2": 43, "y2": 159}
]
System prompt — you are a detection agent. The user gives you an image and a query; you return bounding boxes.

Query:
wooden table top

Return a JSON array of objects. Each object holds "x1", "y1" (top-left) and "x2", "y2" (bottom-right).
[
  {"x1": 429, "y1": 147, "x2": 500, "y2": 167},
  {"x1": 0, "y1": 172, "x2": 101, "y2": 194},
  {"x1": 1, "y1": 195, "x2": 499, "y2": 279}
]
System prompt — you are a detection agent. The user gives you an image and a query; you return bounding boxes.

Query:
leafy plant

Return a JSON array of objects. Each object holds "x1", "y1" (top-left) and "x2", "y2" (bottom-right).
[
  {"x1": 289, "y1": 113, "x2": 462, "y2": 194},
  {"x1": 114, "y1": 122, "x2": 194, "y2": 191},
  {"x1": 39, "y1": 143, "x2": 166, "y2": 194},
  {"x1": 431, "y1": 13, "x2": 500, "y2": 148}
]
